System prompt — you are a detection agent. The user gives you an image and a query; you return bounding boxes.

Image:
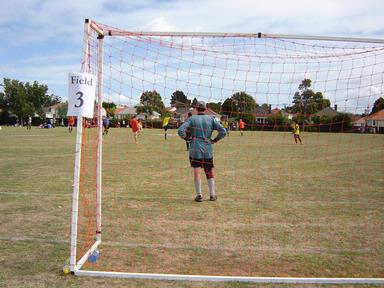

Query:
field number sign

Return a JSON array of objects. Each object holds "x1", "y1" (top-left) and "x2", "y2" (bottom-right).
[{"x1": 67, "y1": 72, "x2": 96, "y2": 118}]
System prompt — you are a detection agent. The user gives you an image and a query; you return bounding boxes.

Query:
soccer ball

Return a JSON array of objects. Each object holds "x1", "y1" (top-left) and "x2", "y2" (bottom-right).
[{"x1": 63, "y1": 266, "x2": 70, "y2": 275}]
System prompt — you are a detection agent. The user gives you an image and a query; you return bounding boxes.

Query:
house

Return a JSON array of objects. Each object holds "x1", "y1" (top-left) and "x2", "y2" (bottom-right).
[
  {"x1": 137, "y1": 111, "x2": 161, "y2": 120},
  {"x1": 353, "y1": 116, "x2": 366, "y2": 127},
  {"x1": 181, "y1": 107, "x2": 221, "y2": 122},
  {"x1": 43, "y1": 103, "x2": 66, "y2": 119},
  {"x1": 365, "y1": 109, "x2": 384, "y2": 133},
  {"x1": 115, "y1": 106, "x2": 136, "y2": 119},
  {"x1": 315, "y1": 106, "x2": 338, "y2": 118},
  {"x1": 281, "y1": 110, "x2": 294, "y2": 120},
  {"x1": 172, "y1": 107, "x2": 191, "y2": 122},
  {"x1": 253, "y1": 106, "x2": 270, "y2": 124},
  {"x1": 352, "y1": 116, "x2": 367, "y2": 133}
]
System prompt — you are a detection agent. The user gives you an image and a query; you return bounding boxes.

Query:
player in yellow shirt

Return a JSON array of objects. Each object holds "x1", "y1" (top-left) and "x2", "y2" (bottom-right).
[
  {"x1": 163, "y1": 116, "x2": 171, "y2": 140},
  {"x1": 220, "y1": 116, "x2": 229, "y2": 136},
  {"x1": 292, "y1": 122, "x2": 303, "y2": 144}
]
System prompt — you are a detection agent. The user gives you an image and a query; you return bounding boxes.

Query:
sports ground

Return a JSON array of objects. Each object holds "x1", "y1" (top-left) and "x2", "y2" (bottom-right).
[{"x1": 0, "y1": 126, "x2": 383, "y2": 287}]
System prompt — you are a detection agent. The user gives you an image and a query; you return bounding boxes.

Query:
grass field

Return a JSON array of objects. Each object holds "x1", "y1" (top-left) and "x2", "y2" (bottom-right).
[{"x1": 0, "y1": 126, "x2": 383, "y2": 288}]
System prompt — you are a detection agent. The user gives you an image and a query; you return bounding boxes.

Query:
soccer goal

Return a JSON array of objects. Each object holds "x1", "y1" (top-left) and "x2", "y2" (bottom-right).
[{"x1": 68, "y1": 19, "x2": 384, "y2": 284}]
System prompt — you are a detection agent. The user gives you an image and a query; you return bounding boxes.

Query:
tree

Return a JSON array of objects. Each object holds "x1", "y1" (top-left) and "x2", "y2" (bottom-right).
[
  {"x1": 291, "y1": 79, "x2": 330, "y2": 116},
  {"x1": 0, "y1": 91, "x2": 8, "y2": 123},
  {"x1": 135, "y1": 104, "x2": 154, "y2": 115},
  {"x1": 4, "y1": 79, "x2": 31, "y2": 124},
  {"x1": 0, "y1": 78, "x2": 61, "y2": 124},
  {"x1": 207, "y1": 102, "x2": 221, "y2": 113},
  {"x1": 137, "y1": 90, "x2": 165, "y2": 115},
  {"x1": 370, "y1": 97, "x2": 384, "y2": 115},
  {"x1": 102, "y1": 101, "x2": 117, "y2": 117},
  {"x1": 46, "y1": 94, "x2": 62, "y2": 106},
  {"x1": 260, "y1": 103, "x2": 270, "y2": 111},
  {"x1": 170, "y1": 90, "x2": 190, "y2": 108},
  {"x1": 57, "y1": 102, "x2": 68, "y2": 119},
  {"x1": 191, "y1": 97, "x2": 198, "y2": 108},
  {"x1": 267, "y1": 112, "x2": 288, "y2": 127},
  {"x1": 221, "y1": 91, "x2": 256, "y2": 121},
  {"x1": 332, "y1": 112, "x2": 352, "y2": 132}
]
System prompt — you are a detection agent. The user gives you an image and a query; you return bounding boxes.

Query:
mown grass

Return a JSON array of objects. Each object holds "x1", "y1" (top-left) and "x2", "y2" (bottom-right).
[{"x1": 0, "y1": 126, "x2": 383, "y2": 287}]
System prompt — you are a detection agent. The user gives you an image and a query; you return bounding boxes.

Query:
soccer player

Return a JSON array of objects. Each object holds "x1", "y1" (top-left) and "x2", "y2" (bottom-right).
[
  {"x1": 138, "y1": 119, "x2": 143, "y2": 134},
  {"x1": 129, "y1": 115, "x2": 140, "y2": 144},
  {"x1": 68, "y1": 116, "x2": 75, "y2": 133},
  {"x1": 178, "y1": 101, "x2": 227, "y2": 202},
  {"x1": 239, "y1": 119, "x2": 245, "y2": 136},
  {"x1": 292, "y1": 122, "x2": 303, "y2": 144},
  {"x1": 220, "y1": 116, "x2": 229, "y2": 136},
  {"x1": 162, "y1": 115, "x2": 171, "y2": 140},
  {"x1": 185, "y1": 112, "x2": 192, "y2": 151},
  {"x1": 103, "y1": 116, "x2": 110, "y2": 135},
  {"x1": 27, "y1": 115, "x2": 32, "y2": 130}
]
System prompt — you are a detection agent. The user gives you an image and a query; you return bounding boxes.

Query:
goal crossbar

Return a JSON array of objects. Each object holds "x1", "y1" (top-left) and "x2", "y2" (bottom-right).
[{"x1": 88, "y1": 19, "x2": 384, "y2": 44}]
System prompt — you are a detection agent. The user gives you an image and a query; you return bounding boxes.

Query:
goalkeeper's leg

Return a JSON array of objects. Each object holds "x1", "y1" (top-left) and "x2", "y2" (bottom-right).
[
  {"x1": 193, "y1": 168, "x2": 202, "y2": 201},
  {"x1": 204, "y1": 166, "x2": 216, "y2": 200}
]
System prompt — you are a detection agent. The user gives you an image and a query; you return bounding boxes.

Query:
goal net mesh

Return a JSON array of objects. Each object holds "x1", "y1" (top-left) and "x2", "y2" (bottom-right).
[{"x1": 72, "y1": 20, "x2": 384, "y2": 278}]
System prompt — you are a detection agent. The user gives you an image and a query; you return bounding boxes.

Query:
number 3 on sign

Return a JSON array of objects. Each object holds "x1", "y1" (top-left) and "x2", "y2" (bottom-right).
[
  {"x1": 74, "y1": 92, "x2": 84, "y2": 108},
  {"x1": 67, "y1": 72, "x2": 96, "y2": 118}
]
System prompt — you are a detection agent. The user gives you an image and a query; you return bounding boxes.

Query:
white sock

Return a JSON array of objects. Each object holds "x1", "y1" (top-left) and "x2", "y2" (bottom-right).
[
  {"x1": 194, "y1": 179, "x2": 201, "y2": 196},
  {"x1": 207, "y1": 178, "x2": 215, "y2": 197}
]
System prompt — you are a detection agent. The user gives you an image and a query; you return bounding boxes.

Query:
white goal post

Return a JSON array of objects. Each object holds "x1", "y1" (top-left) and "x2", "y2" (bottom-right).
[{"x1": 68, "y1": 18, "x2": 384, "y2": 284}]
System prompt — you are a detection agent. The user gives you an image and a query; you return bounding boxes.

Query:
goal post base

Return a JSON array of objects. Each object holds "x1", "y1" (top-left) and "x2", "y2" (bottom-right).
[
  {"x1": 74, "y1": 270, "x2": 384, "y2": 284},
  {"x1": 73, "y1": 240, "x2": 101, "y2": 272}
]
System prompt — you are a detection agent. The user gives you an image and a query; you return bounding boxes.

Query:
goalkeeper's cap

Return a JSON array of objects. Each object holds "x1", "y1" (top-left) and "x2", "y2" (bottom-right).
[{"x1": 197, "y1": 101, "x2": 206, "y2": 110}]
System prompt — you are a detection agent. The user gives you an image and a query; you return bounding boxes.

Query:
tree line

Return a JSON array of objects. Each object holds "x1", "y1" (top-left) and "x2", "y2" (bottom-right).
[
  {"x1": 130, "y1": 79, "x2": 383, "y2": 130},
  {"x1": 129, "y1": 79, "x2": 333, "y2": 124},
  {"x1": 1, "y1": 77, "x2": 383, "y2": 127},
  {"x1": 0, "y1": 78, "x2": 61, "y2": 125}
]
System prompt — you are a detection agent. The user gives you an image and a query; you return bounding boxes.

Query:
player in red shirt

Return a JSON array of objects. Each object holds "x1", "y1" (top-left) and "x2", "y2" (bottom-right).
[
  {"x1": 129, "y1": 115, "x2": 140, "y2": 144},
  {"x1": 239, "y1": 119, "x2": 245, "y2": 136},
  {"x1": 68, "y1": 116, "x2": 75, "y2": 133}
]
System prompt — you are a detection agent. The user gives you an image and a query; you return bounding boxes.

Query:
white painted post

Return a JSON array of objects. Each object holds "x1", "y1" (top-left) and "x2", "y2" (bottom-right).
[
  {"x1": 69, "y1": 18, "x2": 90, "y2": 273},
  {"x1": 96, "y1": 33, "x2": 104, "y2": 242}
]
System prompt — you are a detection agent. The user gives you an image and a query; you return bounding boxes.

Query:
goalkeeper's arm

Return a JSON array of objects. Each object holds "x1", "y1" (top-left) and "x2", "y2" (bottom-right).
[
  {"x1": 211, "y1": 118, "x2": 227, "y2": 144},
  {"x1": 177, "y1": 119, "x2": 190, "y2": 139}
]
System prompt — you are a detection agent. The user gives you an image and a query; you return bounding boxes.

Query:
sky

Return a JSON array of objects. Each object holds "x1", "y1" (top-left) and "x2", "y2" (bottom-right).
[{"x1": 1, "y1": 0, "x2": 384, "y2": 111}]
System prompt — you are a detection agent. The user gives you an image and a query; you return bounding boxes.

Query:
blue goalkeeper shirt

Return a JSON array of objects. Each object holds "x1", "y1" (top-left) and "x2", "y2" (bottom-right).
[{"x1": 178, "y1": 114, "x2": 227, "y2": 159}]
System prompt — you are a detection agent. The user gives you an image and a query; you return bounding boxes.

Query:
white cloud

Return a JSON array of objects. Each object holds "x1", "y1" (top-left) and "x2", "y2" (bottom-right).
[{"x1": 141, "y1": 17, "x2": 177, "y2": 31}]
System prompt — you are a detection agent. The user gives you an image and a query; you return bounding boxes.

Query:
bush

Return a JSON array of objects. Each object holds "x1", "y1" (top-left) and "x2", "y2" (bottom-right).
[
  {"x1": 109, "y1": 118, "x2": 120, "y2": 127},
  {"x1": 305, "y1": 125, "x2": 319, "y2": 132}
]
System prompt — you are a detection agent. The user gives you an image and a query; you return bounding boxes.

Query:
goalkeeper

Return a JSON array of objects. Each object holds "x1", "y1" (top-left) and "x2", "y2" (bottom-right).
[{"x1": 178, "y1": 101, "x2": 227, "y2": 202}]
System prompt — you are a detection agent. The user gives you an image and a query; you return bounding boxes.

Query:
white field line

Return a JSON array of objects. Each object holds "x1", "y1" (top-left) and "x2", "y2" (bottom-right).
[
  {"x1": 150, "y1": 133, "x2": 179, "y2": 136},
  {"x1": 1, "y1": 134, "x2": 60, "y2": 137},
  {"x1": 0, "y1": 236, "x2": 68, "y2": 244},
  {"x1": 0, "y1": 235, "x2": 380, "y2": 254},
  {"x1": 0, "y1": 191, "x2": 377, "y2": 206},
  {"x1": 0, "y1": 153, "x2": 74, "y2": 161}
]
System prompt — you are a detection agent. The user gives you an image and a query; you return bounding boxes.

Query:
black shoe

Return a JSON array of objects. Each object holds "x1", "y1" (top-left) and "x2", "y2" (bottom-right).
[
  {"x1": 210, "y1": 195, "x2": 217, "y2": 201},
  {"x1": 194, "y1": 195, "x2": 203, "y2": 202}
]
